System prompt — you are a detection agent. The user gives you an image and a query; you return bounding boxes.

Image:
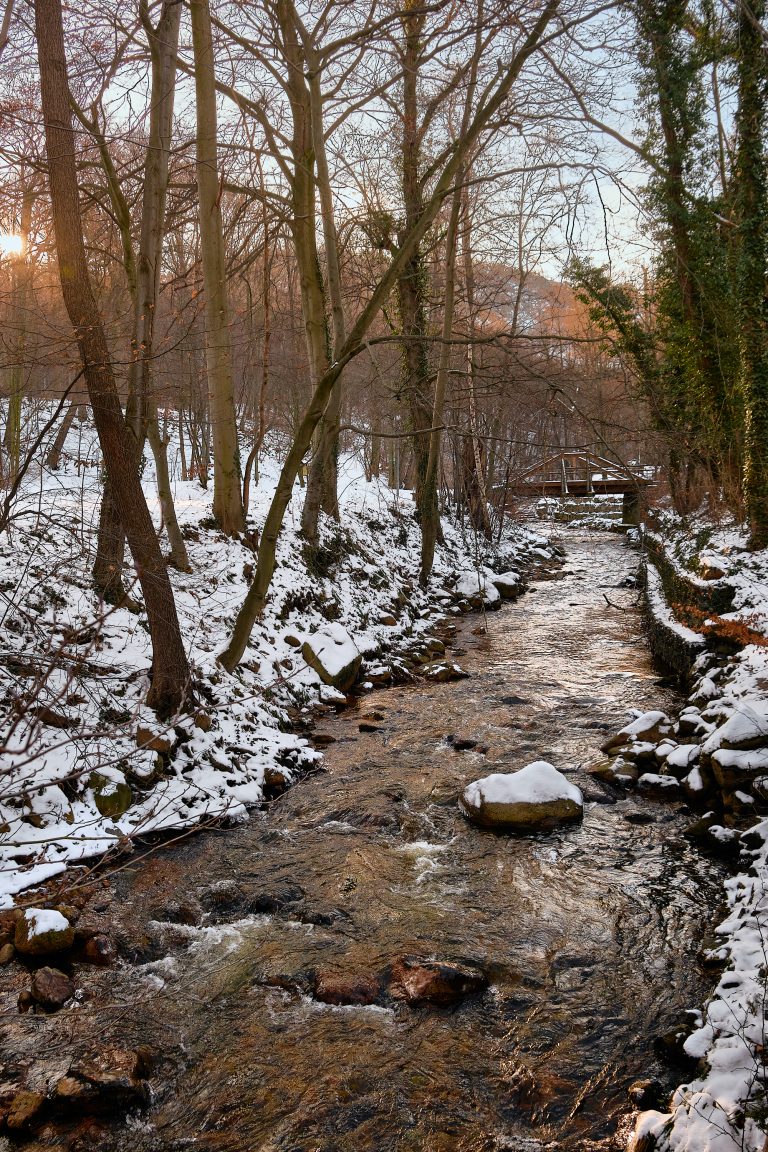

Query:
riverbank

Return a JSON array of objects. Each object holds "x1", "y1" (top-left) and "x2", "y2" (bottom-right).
[
  {"x1": 590, "y1": 510, "x2": 768, "y2": 1152},
  {"x1": 0, "y1": 423, "x2": 558, "y2": 909}
]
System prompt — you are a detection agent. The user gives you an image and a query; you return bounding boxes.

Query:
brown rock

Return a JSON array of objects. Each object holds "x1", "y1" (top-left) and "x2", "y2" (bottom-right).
[
  {"x1": 194, "y1": 711, "x2": 212, "y2": 732},
  {"x1": 379, "y1": 615, "x2": 397, "y2": 626},
  {"x1": 6, "y1": 1090, "x2": 46, "y2": 1132},
  {"x1": 82, "y1": 934, "x2": 117, "y2": 967},
  {"x1": 69, "y1": 1047, "x2": 150, "y2": 1108},
  {"x1": 136, "y1": 725, "x2": 174, "y2": 754},
  {"x1": 389, "y1": 957, "x2": 488, "y2": 1006},
  {"x1": 18, "y1": 989, "x2": 34, "y2": 1013},
  {"x1": 314, "y1": 972, "x2": 380, "y2": 1006},
  {"x1": 31, "y1": 967, "x2": 75, "y2": 1011},
  {"x1": 0, "y1": 942, "x2": 14, "y2": 965},
  {"x1": 263, "y1": 768, "x2": 289, "y2": 799}
]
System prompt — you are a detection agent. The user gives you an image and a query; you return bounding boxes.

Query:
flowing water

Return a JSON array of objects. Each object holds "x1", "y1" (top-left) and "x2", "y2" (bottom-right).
[{"x1": 7, "y1": 534, "x2": 723, "y2": 1151}]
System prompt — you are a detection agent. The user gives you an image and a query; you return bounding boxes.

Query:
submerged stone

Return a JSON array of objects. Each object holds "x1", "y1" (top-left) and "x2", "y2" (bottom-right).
[{"x1": 389, "y1": 956, "x2": 488, "y2": 1005}]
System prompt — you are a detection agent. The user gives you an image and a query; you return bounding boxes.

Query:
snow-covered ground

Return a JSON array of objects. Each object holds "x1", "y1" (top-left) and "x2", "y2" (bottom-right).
[
  {"x1": 626, "y1": 512, "x2": 768, "y2": 1152},
  {"x1": 0, "y1": 414, "x2": 553, "y2": 909}
]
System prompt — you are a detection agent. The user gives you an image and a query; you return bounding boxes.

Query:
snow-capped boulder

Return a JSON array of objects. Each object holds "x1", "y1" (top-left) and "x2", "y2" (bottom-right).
[
  {"x1": 602, "y1": 710, "x2": 672, "y2": 753},
  {"x1": 491, "y1": 571, "x2": 521, "y2": 599},
  {"x1": 702, "y1": 701, "x2": 768, "y2": 754},
  {"x1": 302, "y1": 624, "x2": 362, "y2": 692},
  {"x1": 15, "y1": 908, "x2": 74, "y2": 957},
  {"x1": 459, "y1": 761, "x2": 583, "y2": 833},
  {"x1": 453, "y1": 570, "x2": 501, "y2": 608}
]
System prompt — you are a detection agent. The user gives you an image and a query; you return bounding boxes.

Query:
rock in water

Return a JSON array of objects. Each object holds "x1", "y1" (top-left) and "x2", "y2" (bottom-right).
[
  {"x1": 459, "y1": 761, "x2": 583, "y2": 832},
  {"x1": 302, "y1": 624, "x2": 362, "y2": 692},
  {"x1": 491, "y1": 571, "x2": 521, "y2": 599},
  {"x1": 389, "y1": 957, "x2": 488, "y2": 1005},
  {"x1": 5, "y1": 1090, "x2": 46, "y2": 1132},
  {"x1": 14, "y1": 908, "x2": 74, "y2": 956},
  {"x1": 31, "y1": 966, "x2": 75, "y2": 1011}
]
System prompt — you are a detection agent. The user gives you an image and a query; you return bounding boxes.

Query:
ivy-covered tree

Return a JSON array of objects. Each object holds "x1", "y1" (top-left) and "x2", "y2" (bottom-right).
[
  {"x1": 632, "y1": 0, "x2": 742, "y2": 501},
  {"x1": 734, "y1": 0, "x2": 768, "y2": 547}
]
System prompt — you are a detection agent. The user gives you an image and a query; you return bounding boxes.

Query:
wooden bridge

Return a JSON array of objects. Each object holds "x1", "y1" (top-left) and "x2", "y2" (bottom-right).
[{"x1": 507, "y1": 451, "x2": 656, "y2": 522}]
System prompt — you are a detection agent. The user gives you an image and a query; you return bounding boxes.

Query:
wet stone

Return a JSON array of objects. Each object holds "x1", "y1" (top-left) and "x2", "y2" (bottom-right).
[
  {"x1": 30, "y1": 967, "x2": 75, "y2": 1011},
  {"x1": 628, "y1": 1078, "x2": 664, "y2": 1109},
  {"x1": 6, "y1": 1090, "x2": 46, "y2": 1132},
  {"x1": 82, "y1": 934, "x2": 117, "y2": 966},
  {"x1": 314, "y1": 972, "x2": 381, "y2": 1006},
  {"x1": 389, "y1": 957, "x2": 488, "y2": 1006}
]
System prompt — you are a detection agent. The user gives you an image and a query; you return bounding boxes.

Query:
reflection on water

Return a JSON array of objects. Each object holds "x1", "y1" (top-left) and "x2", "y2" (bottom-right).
[{"x1": 30, "y1": 536, "x2": 726, "y2": 1150}]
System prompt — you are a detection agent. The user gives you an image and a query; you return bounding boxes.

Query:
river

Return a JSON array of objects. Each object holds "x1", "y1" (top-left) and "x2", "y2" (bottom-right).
[{"x1": 3, "y1": 534, "x2": 722, "y2": 1152}]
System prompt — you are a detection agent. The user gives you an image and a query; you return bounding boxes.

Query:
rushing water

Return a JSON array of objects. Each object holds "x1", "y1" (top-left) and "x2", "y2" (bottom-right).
[{"x1": 6, "y1": 534, "x2": 723, "y2": 1152}]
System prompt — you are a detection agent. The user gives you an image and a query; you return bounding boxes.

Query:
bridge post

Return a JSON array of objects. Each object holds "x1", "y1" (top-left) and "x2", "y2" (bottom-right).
[{"x1": 622, "y1": 489, "x2": 640, "y2": 525}]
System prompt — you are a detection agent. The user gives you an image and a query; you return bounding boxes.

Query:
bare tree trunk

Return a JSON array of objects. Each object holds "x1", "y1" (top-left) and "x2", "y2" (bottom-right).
[
  {"x1": 421, "y1": 180, "x2": 462, "y2": 584},
  {"x1": 46, "y1": 398, "x2": 78, "y2": 470},
  {"x1": 243, "y1": 176, "x2": 272, "y2": 515},
  {"x1": 300, "y1": 31, "x2": 346, "y2": 536},
  {"x1": 190, "y1": 0, "x2": 245, "y2": 535},
  {"x1": 35, "y1": 0, "x2": 190, "y2": 716},
  {"x1": 4, "y1": 181, "x2": 34, "y2": 481},
  {"x1": 396, "y1": 0, "x2": 431, "y2": 523},
  {"x1": 461, "y1": 182, "x2": 491, "y2": 538},
  {"x1": 220, "y1": 0, "x2": 561, "y2": 670}
]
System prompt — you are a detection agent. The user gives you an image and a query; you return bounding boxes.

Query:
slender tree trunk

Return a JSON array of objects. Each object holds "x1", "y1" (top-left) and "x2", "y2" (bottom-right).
[
  {"x1": 5, "y1": 182, "x2": 34, "y2": 480},
  {"x1": 421, "y1": 180, "x2": 462, "y2": 584},
  {"x1": 272, "y1": 0, "x2": 337, "y2": 546},
  {"x1": 461, "y1": 185, "x2": 491, "y2": 538},
  {"x1": 243, "y1": 181, "x2": 272, "y2": 515},
  {"x1": 301, "y1": 37, "x2": 346, "y2": 535},
  {"x1": 396, "y1": 0, "x2": 431, "y2": 523},
  {"x1": 190, "y1": 0, "x2": 245, "y2": 535},
  {"x1": 135, "y1": 0, "x2": 189, "y2": 571},
  {"x1": 35, "y1": 0, "x2": 190, "y2": 717},
  {"x1": 46, "y1": 398, "x2": 78, "y2": 470}
]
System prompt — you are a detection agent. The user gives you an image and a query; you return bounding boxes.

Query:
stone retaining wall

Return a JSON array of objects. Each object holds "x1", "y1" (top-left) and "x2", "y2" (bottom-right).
[
  {"x1": 644, "y1": 533, "x2": 735, "y2": 615},
  {"x1": 641, "y1": 559, "x2": 706, "y2": 682}
]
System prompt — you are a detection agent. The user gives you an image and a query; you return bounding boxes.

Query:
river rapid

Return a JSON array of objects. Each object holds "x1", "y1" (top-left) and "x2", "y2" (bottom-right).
[{"x1": 2, "y1": 534, "x2": 723, "y2": 1152}]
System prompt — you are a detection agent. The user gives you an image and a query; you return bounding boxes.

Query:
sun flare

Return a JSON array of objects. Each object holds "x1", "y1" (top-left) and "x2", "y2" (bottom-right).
[{"x1": 0, "y1": 233, "x2": 23, "y2": 256}]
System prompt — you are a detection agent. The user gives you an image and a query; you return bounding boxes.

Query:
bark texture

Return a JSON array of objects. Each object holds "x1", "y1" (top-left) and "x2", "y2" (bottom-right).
[{"x1": 35, "y1": 0, "x2": 190, "y2": 716}]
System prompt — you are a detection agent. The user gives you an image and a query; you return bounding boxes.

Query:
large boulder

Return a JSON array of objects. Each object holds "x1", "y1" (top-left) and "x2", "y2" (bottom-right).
[
  {"x1": 459, "y1": 761, "x2": 583, "y2": 833},
  {"x1": 453, "y1": 570, "x2": 501, "y2": 608},
  {"x1": 602, "y1": 710, "x2": 672, "y2": 754},
  {"x1": 31, "y1": 966, "x2": 75, "y2": 1011},
  {"x1": 14, "y1": 908, "x2": 74, "y2": 957},
  {"x1": 491, "y1": 571, "x2": 521, "y2": 599},
  {"x1": 302, "y1": 624, "x2": 362, "y2": 692}
]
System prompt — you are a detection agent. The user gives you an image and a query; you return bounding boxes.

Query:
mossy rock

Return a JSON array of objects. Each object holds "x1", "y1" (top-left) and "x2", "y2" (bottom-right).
[
  {"x1": 15, "y1": 909, "x2": 74, "y2": 957},
  {"x1": 90, "y1": 773, "x2": 132, "y2": 819}
]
